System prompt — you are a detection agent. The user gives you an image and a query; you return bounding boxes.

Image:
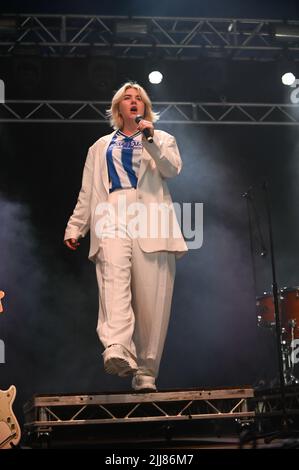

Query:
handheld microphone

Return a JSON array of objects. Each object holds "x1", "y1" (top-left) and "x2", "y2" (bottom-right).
[{"x1": 135, "y1": 115, "x2": 154, "y2": 143}]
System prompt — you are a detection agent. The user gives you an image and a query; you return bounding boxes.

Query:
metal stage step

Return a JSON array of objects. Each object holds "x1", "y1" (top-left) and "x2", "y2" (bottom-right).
[
  {"x1": 23, "y1": 385, "x2": 299, "y2": 448},
  {"x1": 23, "y1": 386, "x2": 256, "y2": 448}
]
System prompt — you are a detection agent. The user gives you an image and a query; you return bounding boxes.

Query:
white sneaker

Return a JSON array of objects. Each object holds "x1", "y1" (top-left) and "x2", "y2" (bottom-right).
[
  {"x1": 132, "y1": 374, "x2": 157, "y2": 392},
  {"x1": 103, "y1": 344, "x2": 138, "y2": 377}
]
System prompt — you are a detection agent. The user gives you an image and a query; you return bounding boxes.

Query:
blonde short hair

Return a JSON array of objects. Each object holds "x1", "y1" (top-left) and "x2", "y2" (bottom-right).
[{"x1": 106, "y1": 81, "x2": 159, "y2": 130}]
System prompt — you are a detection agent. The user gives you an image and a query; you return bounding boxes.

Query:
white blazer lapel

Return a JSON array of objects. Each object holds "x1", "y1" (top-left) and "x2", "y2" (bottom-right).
[
  {"x1": 138, "y1": 145, "x2": 151, "y2": 185},
  {"x1": 99, "y1": 131, "x2": 117, "y2": 194}
]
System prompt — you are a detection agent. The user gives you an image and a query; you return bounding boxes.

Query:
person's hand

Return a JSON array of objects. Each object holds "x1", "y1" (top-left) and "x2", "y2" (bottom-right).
[
  {"x1": 137, "y1": 119, "x2": 154, "y2": 137},
  {"x1": 64, "y1": 238, "x2": 80, "y2": 251}
]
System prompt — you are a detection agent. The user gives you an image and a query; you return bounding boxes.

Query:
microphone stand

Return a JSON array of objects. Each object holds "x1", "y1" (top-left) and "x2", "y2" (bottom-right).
[
  {"x1": 243, "y1": 187, "x2": 267, "y2": 296},
  {"x1": 262, "y1": 181, "x2": 288, "y2": 429}
]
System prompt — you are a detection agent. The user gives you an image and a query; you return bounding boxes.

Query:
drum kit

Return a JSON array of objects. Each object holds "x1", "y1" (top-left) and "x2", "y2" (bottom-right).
[{"x1": 256, "y1": 287, "x2": 299, "y2": 385}]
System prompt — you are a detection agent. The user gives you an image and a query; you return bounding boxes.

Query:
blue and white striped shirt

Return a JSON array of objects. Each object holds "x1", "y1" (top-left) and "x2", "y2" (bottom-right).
[{"x1": 106, "y1": 130, "x2": 143, "y2": 193}]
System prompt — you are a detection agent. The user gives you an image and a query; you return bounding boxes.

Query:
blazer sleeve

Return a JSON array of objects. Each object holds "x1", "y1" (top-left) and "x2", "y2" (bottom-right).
[
  {"x1": 64, "y1": 147, "x2": 94, "y2": 241},
  {"x1": 142, "y1": 132, "x2": 182, "y2": 178}
]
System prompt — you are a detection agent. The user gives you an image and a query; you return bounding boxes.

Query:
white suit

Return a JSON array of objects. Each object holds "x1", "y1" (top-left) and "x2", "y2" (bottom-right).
[{"x1": 65, "y1": 129, "x2": 188, "y2": 378}]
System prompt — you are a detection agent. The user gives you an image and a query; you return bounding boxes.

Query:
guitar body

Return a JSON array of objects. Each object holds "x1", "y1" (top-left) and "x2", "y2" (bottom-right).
[{"x1": 0, "y1": 385, "x2": 21, "y2": 448}]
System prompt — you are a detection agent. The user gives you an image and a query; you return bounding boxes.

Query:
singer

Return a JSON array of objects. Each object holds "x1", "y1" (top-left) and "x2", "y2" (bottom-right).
[{"x1": 64, "y1": 82, "x2": 187, "y2": 392}]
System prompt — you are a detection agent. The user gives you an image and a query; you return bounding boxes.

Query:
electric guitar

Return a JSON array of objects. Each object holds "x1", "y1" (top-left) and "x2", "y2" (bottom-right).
[{"x1": 0, "y1": 291, "x2": 21, "y2": 449}]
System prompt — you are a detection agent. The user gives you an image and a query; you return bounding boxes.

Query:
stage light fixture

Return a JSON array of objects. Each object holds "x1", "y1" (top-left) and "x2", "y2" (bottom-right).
[
  {"x1": 115, "y1": 21, "x2": 148, "y2": 36},
  {"x1": 282, "y1": 72, "x2": 296, "y2": 86},
  {"x1": 148, "y1": 71, "x2": 163, "y2": 84},
  {"x1": 0, "y1": 17, "x2": 17, "y2": 31}
]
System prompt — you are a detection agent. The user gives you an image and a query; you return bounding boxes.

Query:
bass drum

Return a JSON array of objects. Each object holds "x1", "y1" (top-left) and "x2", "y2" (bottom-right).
[
  {"x1": 256, "y1": 292, "x2": 276, "y2": 328},
  {"x1": 280, "y1": 286, "x2": 299, "y2": 341}
]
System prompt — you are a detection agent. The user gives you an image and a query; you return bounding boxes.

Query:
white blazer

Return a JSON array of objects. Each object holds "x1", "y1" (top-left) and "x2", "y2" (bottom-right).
[{"x1": 64, "y1": 129, "x2": 188, "y2": 261}]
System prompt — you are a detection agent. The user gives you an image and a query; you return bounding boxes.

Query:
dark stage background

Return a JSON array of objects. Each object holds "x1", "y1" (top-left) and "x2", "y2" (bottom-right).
[{"x1": 1, "y1": 0, "x2": 299, "y2": 427}]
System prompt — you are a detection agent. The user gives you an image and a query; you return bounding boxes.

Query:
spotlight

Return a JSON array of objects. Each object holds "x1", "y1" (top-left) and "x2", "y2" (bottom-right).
[
  {"x1": 282, "y1": 72, "x2": 296, "y2": 86},
  {"x1": 148, "y1": 71, "x2": 163, "y2": 84}
]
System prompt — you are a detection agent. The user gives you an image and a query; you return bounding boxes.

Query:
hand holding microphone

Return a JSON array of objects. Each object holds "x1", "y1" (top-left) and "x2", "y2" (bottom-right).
[{"x1": 135, "y1": 115, "x2": 154, "y2": 143}]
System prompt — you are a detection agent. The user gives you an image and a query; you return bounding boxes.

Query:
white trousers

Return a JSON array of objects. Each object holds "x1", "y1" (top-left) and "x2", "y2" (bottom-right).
[{"x1": 95, "y1": 188, "x2": 176, "y2": 378}]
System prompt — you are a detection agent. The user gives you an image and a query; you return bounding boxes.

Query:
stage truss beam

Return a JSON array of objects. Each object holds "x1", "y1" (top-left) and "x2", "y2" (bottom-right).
[
  {"x1": 0, "y1": 14, "x2": 299, "y2": 60},
  {"x1": 1, "y1": 100, "x2": 299, "y2": 125}
]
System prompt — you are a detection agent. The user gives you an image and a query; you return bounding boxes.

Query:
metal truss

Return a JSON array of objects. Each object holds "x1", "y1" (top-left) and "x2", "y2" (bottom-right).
[
  {"x1": 1, "y1": 100, "x2": 299, "y2": 125},
  {"x1": 23, "y1": 388, "x2": 254, "y2": 431},
  {"x1": 1, "y1": 14, "x2": 299, "y2": 60},
  {"x1": 255, "y1": 386, "x2": 299, "y2": 417},
  {"x1": 22, "y1": 386, "x2": 299, "y2": 448}
]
